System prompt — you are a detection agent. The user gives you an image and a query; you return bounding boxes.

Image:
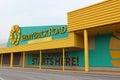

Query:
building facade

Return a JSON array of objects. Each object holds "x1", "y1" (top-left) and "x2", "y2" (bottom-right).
[{"x1": 0, "y1": 0, "x2": 120, "y2": 72}]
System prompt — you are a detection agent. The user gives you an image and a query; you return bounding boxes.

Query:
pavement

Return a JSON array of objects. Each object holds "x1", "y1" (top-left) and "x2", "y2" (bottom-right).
[{"x1": 0, "y1": 67, "x2": 120, "y2": 80}]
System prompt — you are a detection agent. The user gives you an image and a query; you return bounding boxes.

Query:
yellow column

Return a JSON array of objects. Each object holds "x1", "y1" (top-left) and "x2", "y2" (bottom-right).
[
  {"x1": 22, "y1": 52, "x2": 25, "y2": 68},
  {"x1": 1, "y1": 54, "x2": 3, "y2": 67},
  {"x1": 62, "y1": 48, "x2": 65, "y2": 71},
  {"x1": 84, "y1": 29, "x2": 89, "y2": 72},
  {"x1": 10, "y1": 53, "x2": 13, "y2": 68},
  {"x1": 39, "y1": 51, "x2": 42, "y2": 70}
]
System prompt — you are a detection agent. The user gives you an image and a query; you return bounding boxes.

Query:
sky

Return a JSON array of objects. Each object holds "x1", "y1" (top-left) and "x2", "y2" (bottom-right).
[{"x1": 0, "y1": 0, "x2": 104, "y2": 43}]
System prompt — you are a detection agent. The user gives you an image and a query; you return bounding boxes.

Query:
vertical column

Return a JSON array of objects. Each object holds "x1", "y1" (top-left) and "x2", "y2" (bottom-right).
[
  {"x1": 1, "y1": 54, "x2": 3, "y2": 67},
  {"x1": 10, "y1": 53, "x2": 13, "y2": 68},
  {"x1": 39, "y1": 50, "x2": 42, "y2": 70},
  {"x1": 22, "y1": 52, "x2": 25, "y2": 68},
  {"x1": 84, "y1": 29, "x2": 89, "y2": 72},
  {"x1": 62, "y1": 48, "x2": 65, "y2": 71}
]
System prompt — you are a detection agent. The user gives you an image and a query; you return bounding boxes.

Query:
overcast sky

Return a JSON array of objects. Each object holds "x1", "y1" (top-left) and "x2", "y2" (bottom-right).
[{"x1": 0, "y1": 0, "x2": 104, "y2": 43}]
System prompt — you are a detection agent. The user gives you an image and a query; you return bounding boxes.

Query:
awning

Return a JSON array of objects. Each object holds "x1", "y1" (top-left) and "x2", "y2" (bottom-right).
[{"x1": 0, "y1": 32, "x2": 83, "y2": 53}]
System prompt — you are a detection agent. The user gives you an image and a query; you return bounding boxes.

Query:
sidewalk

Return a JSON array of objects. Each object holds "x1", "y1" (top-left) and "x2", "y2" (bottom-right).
[{"x1": 1, "y1": 66, "x2": 120, "y2": 75}]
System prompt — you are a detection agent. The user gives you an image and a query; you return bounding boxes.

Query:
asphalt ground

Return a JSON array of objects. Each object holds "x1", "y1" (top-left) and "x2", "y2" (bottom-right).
[{"x1": 0, "y1": 68, "x2": 120, "y2": 80}]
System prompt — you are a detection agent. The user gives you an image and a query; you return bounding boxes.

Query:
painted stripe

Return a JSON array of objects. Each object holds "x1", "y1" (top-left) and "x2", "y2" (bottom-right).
[
  {"x1": 111, "y1": 60, "x2": 120, "y2": 67},
  {"x1": 110, "y1": 49, "x2": 120, "y2": 51},
  {"x1": 110, "y1": 51, "x2": 120, "y2": 58},
  {"x1": 28, "y1": 37, "x2": 52, "y2": 44}
]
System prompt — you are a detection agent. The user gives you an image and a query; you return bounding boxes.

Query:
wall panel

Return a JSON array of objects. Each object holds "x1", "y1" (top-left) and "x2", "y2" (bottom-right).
[{"x1": 68, "y1": 0, "x2": 120, "y2": 32}]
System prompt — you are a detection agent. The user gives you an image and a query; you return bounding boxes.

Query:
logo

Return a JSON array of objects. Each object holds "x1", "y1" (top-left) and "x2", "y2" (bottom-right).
[
  {"x1": 10, "y1": 25, "x2": 21, "y2": 46},
  {"x1": 110, "y1": 31, "x2": 120, "y2": 67}
]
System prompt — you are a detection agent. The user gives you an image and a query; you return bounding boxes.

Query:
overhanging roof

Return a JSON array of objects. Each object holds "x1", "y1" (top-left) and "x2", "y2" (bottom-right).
[
  {"x1": 75, "y1": 22, "x2": 120, "y2": 36},
  {"x1": 68, "y1": 0, "x2": 120, "y2": 32},
  {"x1": 0, "y1": 32, "x2": 84, "y2": 53}
]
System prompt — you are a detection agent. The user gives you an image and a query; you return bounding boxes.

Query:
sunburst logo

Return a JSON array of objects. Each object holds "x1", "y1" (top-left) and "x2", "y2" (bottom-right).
[
  {"x1": 110, "y1": 31, "x2": 120, "y2": 67},
  {"x1": 10, "y1": 25, "x2": 21, "y2": 46}
]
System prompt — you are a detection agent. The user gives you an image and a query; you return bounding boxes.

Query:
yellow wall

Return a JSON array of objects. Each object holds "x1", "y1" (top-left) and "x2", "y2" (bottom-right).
[
  {"x1": 110, "y1": 32, "x2": 120, "y2": 67},
  {"x1": 0, "y1": 32, "x2": 84, "y2": 53},
  {"x1": 74, "y1": 33, "x2": 84, "y2": 48},
  {"x1": 68, "y1": 0, "x2": 120, "y2": 32},
  {"x1": 28, "y1": 37, "x2": 52, "y2": 44}
]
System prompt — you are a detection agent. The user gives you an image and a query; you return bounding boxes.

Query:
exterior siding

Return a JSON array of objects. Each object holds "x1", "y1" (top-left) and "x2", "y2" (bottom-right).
[
  {"x1": 68, "y1": 0, "x2": 120, "y2": 32},
  {"x1": 74, "y1": 33, "x2": 84, "y2": 48}
]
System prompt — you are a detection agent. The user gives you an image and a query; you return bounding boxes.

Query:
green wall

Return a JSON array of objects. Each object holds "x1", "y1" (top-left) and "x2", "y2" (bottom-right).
[
  {"x1": 89, "y1": 34, "x2": 112, "y2": 67},
  {"x1": 26, "y1": 33, "x2": 117, "y2": 67}
]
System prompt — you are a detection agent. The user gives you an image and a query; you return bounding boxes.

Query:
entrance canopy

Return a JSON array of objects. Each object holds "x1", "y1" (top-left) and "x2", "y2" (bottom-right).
[
  {"x1": 0, "y1": 32, "x2": 83, "y2": 53},
  {"x1": 75, "y1": 22, "x2": 120, "y2": 36},
  {"x1": 68, "y1": 0, "x2": 120, "y2": 32}
]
